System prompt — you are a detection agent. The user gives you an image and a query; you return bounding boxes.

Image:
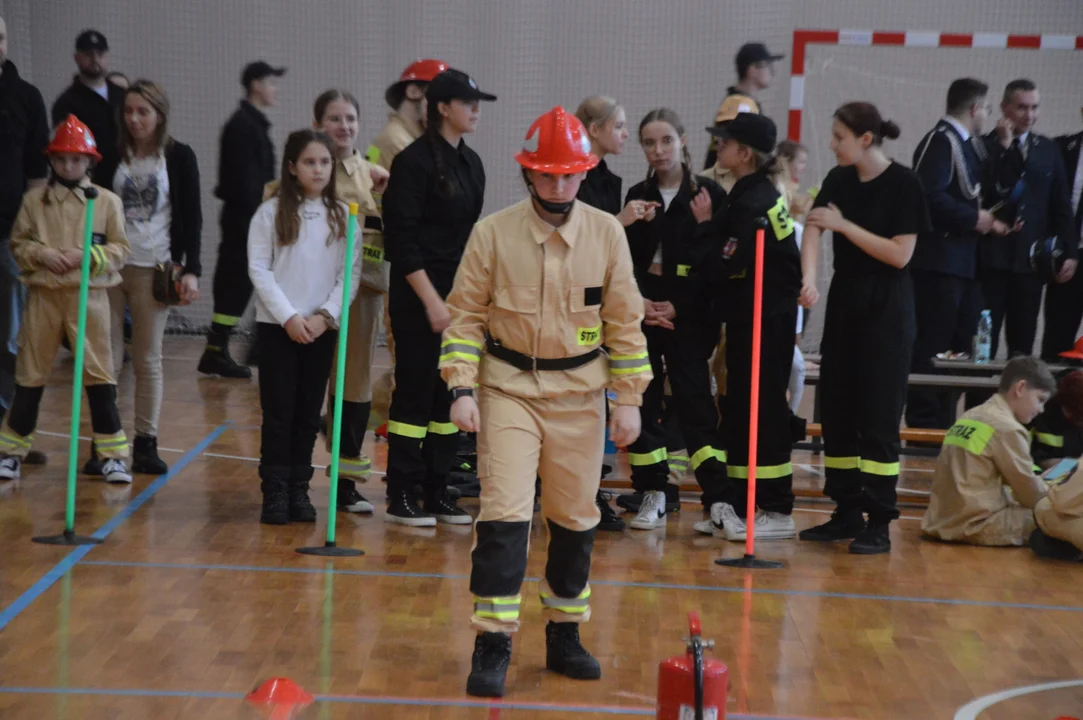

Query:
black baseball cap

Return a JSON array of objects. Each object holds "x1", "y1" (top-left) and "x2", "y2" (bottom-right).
[
  {"x1": 241, "y1": 61, "x2": 286, "y2": 90},
  {"x1": 706, "y1": 113, "x2": 777, "y2": 154},
  {"x1": 736, "y1": 42, "x2": 784, "y2": 76},
  {"x1": 75, "y1": 30, "x2": 109, "y2": 53},
  {"x1": 426, "y1": 69, "x2": 497, "y2": 103}
]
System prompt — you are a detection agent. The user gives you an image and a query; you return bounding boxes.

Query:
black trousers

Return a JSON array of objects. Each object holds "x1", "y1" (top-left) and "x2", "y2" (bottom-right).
[
  {"x1": 821, "y1": 274, "x2": 915, "y2": 524},
  {"x1": 1042, "y1": 265, "x2": 1083, "y2": 361},
  {"x1": 722, "y1": 310, "x2": 797, "y2": 517},
  {"x1": 627, "y1": 322, "x2": 726, "y2": 503},
  {"x1": 257, "y1": 323, "x2": 337, "y2": 481},
  {"x1": 210, "y1": 213, "x2": 255, "y2": 323},
  {"x1": 7, "y1": 383, "x2": 122, "y2": 439},
  {"x1": 906, "y1": 270, "x2": 983, "y2": 429},
  {"x1": 386, "y1": 297, "x2": 458, "y2": 500},
  {"x1": 980, "y1": 268, "x2": 1044, "y2": 358}
]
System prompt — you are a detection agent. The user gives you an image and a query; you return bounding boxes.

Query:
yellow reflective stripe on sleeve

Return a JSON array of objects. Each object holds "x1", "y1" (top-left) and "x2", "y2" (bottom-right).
[
  {"x1": 387, "y1": 421, "x2": 427, "y2": 439},
  {"x1": 89, "y1": 245, "x2": 106, "y2": 276},
  {"x1": 610, "y1": 353, "x2": 651, "y2": 375},
  {"x1": 212, "y1": 313, "x2": 241, "y2": 327},
  {"x1": 474, "y1": 595, "x2": 521, "y2": 620},
  {"x1": 859, "y1": 459, "x2": 900, "y2": 476},
  {"x1": 427, "y1": 421, "x2": 459, "y2": 436},
  {"x1": 689, "y1": 446, "x2": 725, "y2": 470},
  {"x1": 628, "y1": 448, "x2": 667, "y2": 466},
  {"x1": 439, "y1": 340, "x2": 483, "y2": 364},
  {"x1": 727, "y1": 462, "x2": 793, "y2": 479},
  {"x1": 676, "y1": 264, "x2": 691, "y2": 277},
  {"x1": 365, "y1": 144, "x2": 381, "y2": 164},
  {"x1": 1035, "y1": 432, "x2": 1065, "y2": 448},
  {"x1": 539, "y1": 585, "x2": 590, "y2": 613},
  {"x1": 766, "y1": 195, "x2": 796, "y2": 240},
  {"x1": 943, "y1": 419, "x2": 995, "y2": 456},
  {"x1": 824, "y1": 455, "x2": 860, "y2": 470}
]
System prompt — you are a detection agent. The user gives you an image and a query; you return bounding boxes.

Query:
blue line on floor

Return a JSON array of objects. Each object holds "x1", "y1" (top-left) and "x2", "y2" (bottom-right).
[
  {"x1": 78, "y1": 558, "x2": 1083, "y2": 613},
  {"x1": 0, "y1": 686, "x2": 837, "y2": 719},
  {"x1": 0, "y1": 424, "x2": 230, "y2": 632}
]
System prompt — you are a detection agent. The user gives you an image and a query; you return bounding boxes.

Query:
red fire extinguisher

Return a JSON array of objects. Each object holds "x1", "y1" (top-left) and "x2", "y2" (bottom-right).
[{"x1": 657, "y1": 612, "x2": 728, "y2": 719}]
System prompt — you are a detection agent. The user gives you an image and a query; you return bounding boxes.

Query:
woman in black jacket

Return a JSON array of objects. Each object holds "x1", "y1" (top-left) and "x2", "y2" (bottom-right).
[
  {"x1": 622, "y1": 107, "x2": 729, "y2": 531},
  {"x1": 96, "y1": 79, "x2": 201, "y2": 475},
  {"x1": 381, "y1": 69, "x2": 495, "y2": 526}
]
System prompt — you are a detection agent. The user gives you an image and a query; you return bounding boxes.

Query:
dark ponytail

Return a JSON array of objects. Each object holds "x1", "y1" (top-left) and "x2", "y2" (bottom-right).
[
  {"x1": 425, "y1": 100, "x2": 455, "y2": 198},
  {"x1": 834, "y1": 101, "x2": 900, "y2": 146}
]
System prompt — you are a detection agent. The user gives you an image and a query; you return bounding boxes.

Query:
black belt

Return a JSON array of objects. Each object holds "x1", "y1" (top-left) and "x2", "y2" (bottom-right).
[{"x1": 485, "y1": 336, "x2": 601, "y2": 372}]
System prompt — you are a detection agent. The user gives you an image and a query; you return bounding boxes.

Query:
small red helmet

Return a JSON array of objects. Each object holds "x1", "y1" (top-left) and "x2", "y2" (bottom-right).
[
  {"x1": 46, "y1": 115, "x2": 102, "y2": 161},
  {"x1": 385, "y1": 59, "x2": 449, "y2": 108},
  {"x1": 515, "y1": 106, "x2": 598, "y2": 175}
]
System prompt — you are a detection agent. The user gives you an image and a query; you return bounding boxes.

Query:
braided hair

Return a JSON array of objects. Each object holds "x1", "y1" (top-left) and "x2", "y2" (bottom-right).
[
  {"x1": 425, "y1": 99, "x2": 455, "y2": 198},
  {"x1": 638, "y1": 107, "x2": 697, "y2": 194}
]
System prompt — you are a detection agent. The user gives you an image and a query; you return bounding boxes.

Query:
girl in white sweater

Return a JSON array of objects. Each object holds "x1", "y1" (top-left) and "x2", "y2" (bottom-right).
[{"x1": 248, "y1": 129, "x2": 362, "y2": 525}]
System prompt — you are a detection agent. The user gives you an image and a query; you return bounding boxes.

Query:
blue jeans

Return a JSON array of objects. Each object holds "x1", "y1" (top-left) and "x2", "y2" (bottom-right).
[{"x1": 0, "y1": 240, "x2": 25, "y2": 414}]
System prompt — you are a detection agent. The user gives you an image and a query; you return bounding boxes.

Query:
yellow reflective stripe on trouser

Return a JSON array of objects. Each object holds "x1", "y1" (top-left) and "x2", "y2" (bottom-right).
[
  {"x1": 95, "y1": 436, "x2": 129, "y2": 450},
  {"x1": 0, "y1": 432, "x2": 31, "y2": 451},
  {"x1": 689, "y1": 446, "x2": 725, "y2": 470},
  {"x1": 440, "y1": 339, "x2": 483, "y2": 364},
  {"x1": 824, "y1": 455, "x2": 860, "y2": 470},
  {"x1": 944, "y1": 419, "x2": 996, "y2": 455},
  {"x1": 387, "y1": 421, "x2": 427, "y2": 439},
  {"x1": 668, "y1": 452, "x2": 690, "y2": 471},
  {"x1": 628, "y1": 448, "x2": 667, "y2": 466},
  {"x1": 427, "y1": 421, "x2": 459, "y2": 435},
  {"x1": 727, "y1": 462, "x2": 793, "y2": 479},
  {"x1": 609, "y1": 353, "x2": 651, "y2": 375},
  {"x1": 211, "y1": 313, "x2": 241, "y2": 326},
  {"x1": 1035, "y1": 431, "x2": 1065, "y2": 448},
  {"x1": 859, "y1": 459, "x2": 900, "y2": 476},
  {"x1": 539, "y1": 585, "x2": 591, "y2": 614},
  {"x1": 339, "y1": 457, "x2": 371, "y2": 476},
  {"x1": 474, "y1": 595, "x2": 521, "y2": 621}
]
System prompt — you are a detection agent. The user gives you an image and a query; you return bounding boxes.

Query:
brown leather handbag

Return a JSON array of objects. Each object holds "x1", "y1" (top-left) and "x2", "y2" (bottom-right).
[{"x1": 152, "y1": 261, "x2": 184, "y2": 305}]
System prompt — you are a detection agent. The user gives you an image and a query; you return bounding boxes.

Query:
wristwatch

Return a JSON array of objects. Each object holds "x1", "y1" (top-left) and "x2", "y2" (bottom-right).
[
  {"x1": 314, "y1": 307, "x2": 337, "y2": 330},
  {"x1": 450, "y1": 387, "x2": 474, "y2": 401}
]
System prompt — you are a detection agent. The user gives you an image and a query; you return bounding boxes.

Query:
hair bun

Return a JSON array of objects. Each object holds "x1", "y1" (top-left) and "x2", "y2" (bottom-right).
[{"x1": 880, "y1": 119, "x2": 901, "y2": 140}]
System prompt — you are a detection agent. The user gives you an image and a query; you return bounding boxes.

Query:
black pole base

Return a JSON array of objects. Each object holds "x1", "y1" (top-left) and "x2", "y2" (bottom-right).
[
  {"x1": 296, "y1": 541, "x2": 364, "y2": 557},
  {"x1": 33, "y1": 530, "x2": 102, "y2": 546},
  {"x1": 715, "y1": 553, "x2": 784, "y2": 569}
]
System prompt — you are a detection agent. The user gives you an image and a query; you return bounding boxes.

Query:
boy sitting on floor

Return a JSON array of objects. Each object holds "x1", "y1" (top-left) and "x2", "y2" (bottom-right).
[{"x1": 922, "y1": 357, "x2": 1055, "y2": 546}]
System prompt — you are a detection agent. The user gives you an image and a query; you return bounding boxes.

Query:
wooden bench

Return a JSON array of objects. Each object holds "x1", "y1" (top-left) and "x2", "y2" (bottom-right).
[
  {"x1": 931, "y1": 357, "x2": 1072, "y2": 375},
  {"x1": 805, "y1": 423, "x2": 946, "y2": 446}
]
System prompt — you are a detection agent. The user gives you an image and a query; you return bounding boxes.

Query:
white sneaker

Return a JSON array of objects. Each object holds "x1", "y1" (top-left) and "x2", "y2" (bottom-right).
[
  {"x1": 629, "y1": 490, "x2": 667, "y2": 530},
  {"x1": 0, "y1": 455, "x2": 20, "y2": 480},
  {"x1": 756, "y1": 511, "x2": 797, "y2": 539},
  {"x1": 718, "y1": 503, "x2": 747, "y2": 541},
  {"x1": 693, "y1": 502, "x2": 727, "y2": 536},
  {"x1": 101, "y1": 458, "x2": 133, "y2": 484}
]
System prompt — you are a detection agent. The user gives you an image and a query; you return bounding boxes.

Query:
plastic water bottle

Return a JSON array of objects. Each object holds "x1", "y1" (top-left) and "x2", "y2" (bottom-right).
[{"x1": 973, "y1": 310, "x2": 992, "y2": 364}]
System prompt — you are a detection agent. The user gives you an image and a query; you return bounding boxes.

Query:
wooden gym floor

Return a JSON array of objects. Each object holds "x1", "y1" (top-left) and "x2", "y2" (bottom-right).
[{"x1": 1, "y1": 338, "x2": 1082, "y2": 720}]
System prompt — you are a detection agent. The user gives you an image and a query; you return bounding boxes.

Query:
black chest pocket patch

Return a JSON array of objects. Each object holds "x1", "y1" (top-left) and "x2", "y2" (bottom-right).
[
  {"x1": 91, "y1": 232, "x2": 107, "y2": 246},
  {"x1": 584, "y1": 286, "x2": 603, "y2": 306}
]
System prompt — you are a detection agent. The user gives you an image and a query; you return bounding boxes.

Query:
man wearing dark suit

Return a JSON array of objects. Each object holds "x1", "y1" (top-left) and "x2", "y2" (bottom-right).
[
  {"x1": 978, "y1": 79, "x2": 1078, "y2": 359},
  {"x1": 1041, "y1": 113, "x2": 1083, "y2": 361},
  {"x1": 907, "y1": 79, "x2": 1005, "y2": 429}
]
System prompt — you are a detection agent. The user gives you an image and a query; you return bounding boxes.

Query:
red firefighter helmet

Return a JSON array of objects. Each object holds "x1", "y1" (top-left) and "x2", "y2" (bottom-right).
[
  {"x1": 46, "y1": 115, "x2": 102, "y2": 161},
  {"x1": 385, "y1": 59, "x2": 449, "y2": 108},
  {"x1": 515, "y1": 106, "x2": 598, "y2": 175}
]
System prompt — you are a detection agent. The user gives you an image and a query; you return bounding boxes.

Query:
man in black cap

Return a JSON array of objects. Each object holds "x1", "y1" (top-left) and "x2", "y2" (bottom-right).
[
  {"x1": 0, "y1": 16, "x2": 48, "y2": 454},
  {"x1": 703, "y1": 42, "x2": 784, "y2": 169},
  {"x1": 198, "y1": 61, "x2": 285, "y2": 378},
  {"x1": 52, "y1": 29, "x2": 124, "y2": 187}
]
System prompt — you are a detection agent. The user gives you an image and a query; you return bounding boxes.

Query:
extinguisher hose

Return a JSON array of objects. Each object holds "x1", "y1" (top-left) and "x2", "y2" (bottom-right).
[{"x1": 692, "y1": 637, "x2": 704, "y2": 720}]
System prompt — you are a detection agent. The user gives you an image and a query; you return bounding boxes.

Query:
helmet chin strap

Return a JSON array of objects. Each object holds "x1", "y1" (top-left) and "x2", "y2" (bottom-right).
[{"x1": 526, "y1": 181, "x2": 573, "y2": 215}]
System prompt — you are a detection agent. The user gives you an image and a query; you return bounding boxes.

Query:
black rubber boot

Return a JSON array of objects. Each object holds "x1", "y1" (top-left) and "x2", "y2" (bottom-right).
[
  {"x1": 132, "y1": 434, "x2": 168, "y2": 475},
  {"x1": 260, "y1": 478, "x2": 290, "y2": 525},
  {"x1": 799, "y1": 509, "x2": 866, "y2": 542},
  {"x1": 466, "y1": 631, "x2": 512, "y2": 698},
  {"x1": 198, "y1": 346, "x2": 252, "y2": 379},
  {"x1": 545, "y1": 621, "x2": 601, "y2": 680}
]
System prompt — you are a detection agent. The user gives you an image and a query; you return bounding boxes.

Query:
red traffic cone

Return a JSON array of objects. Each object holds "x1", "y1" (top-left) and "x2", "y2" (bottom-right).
[{"x1": 246, "y1": 677, "x2": 314, "y2": 719}]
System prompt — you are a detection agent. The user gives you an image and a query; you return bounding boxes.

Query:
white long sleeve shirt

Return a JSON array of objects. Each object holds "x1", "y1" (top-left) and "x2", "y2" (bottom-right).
[{"x1": 247, "y1": 197, "x2": 362, "y2": 327}]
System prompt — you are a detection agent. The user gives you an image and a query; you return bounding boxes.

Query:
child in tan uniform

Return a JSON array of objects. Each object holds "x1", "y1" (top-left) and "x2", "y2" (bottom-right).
[{"x1": 0, "y1": 116, "x2": 131, "y2": 482}]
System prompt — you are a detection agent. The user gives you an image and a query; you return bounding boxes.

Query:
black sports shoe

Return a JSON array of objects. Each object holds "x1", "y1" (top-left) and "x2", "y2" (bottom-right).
[
  {"x1": 849, "y1": 523, "x2": 891, "y2": 555},
  {"x1": 466, "y1": 632, "x2": 512, "y2": 698},
  {"x1": 799, "y1": 511, "x2": 866, "y2": 542},
  {"x1": 545, "y1": 622, "x2": 601, "y2": 680},
  {"x1": 1029, "y1": 527, "x2": 1083, "y2": 561},
  {"x1": 198, "y1": 347, "x2": 252, "y2": 379},
  {"x1": 83, "y1": 442, "x2": 103, "y2": 476},
  {"x1": 288, "y1": 479, "x2": 317, "y2": 523},
  {"x1": 385, "y1": 488, "x2": 436, "y2": 527},
  {"x1": 260, "y1": 479, "x2": 290, "y2": 525},
  {"x1": 616, "y1": 491, "x2": 643, "y2": 513},
  {"x1": 24, "y1": 449, "x2": 47, "y2": 465},
  {"x1": 424, "y1": 492, "x2": 472, "y2": 525},
  {"x1": 596, "y1": 491, "x2": 625, "y2": 531},
  {"x1": 132, "y1": 434, "x2": 168, "y2": 475},
  {"x1": 337, "y1": 482, "x2": 374, "y2": 513}
]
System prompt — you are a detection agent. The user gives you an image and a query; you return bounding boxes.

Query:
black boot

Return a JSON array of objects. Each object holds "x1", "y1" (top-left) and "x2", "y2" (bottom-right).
[
  {"x1": 260, "y1": 478, "x2": 289, "y2": 525},
  {"x1": 466, "y1": 631, "x2": 512, "y2": 698},
  {"x1": 799, "y1": 509, "x2": 866, "y2": 542},
  {"x1": 849, "y1": 522, "x2": 891, "y2": 555},
  {"x1": 83, "y1": 442, "x2": 103, "y2": 476},
  {"x1": 1029, "y1": 527, "x2": 1083, "y2": 561},
  {"x1": 595, "y1": 491, "x2": 625, "y2": 531},
  {"x1": 545, "y1": 621, "x2": 601, "y2": 680},
  {"x1": 616, "y1": 491, "x2": 643, "y2": 513},
  {"x1": 289, "y1": 469, "x2": 317, "y2": 523},
  {"x1": 198, "y1": 346, "x2": 252, "y2": 379},
  {"x1": 132, "y1": 434, "x2": 168, "y2": 475}
]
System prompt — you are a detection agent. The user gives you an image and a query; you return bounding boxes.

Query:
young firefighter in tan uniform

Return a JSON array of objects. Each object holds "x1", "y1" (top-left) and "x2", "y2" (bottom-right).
[
  {"x1": 0, "y1": 116, "x2": 132, "y2": 482},
  {"x1": 1032, "y1": 467, "x2": 1083, "y2": 561},
  {"x1": 440, "y1": 107, "x2": 650, "y2": 698},
  {"x1": 922, "y1": 357, "x2": 1055, "y2": 546}
]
